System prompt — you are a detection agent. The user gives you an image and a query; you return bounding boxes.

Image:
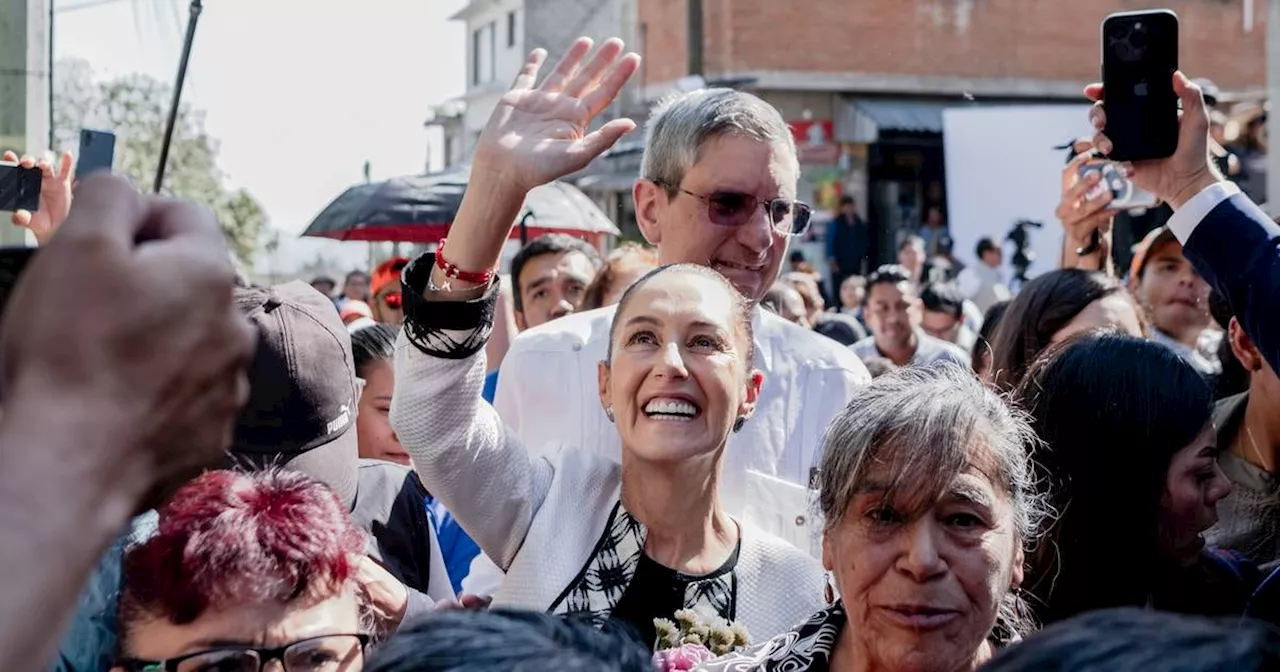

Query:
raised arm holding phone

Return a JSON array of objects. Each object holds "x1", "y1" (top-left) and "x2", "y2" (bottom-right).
[{"x1": 1086, "y1": 71, "x2": 1280, "y2": 373}]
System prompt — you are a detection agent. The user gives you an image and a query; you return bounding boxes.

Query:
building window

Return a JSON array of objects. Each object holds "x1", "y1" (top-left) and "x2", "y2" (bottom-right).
[
  {"x1": 507, "y1": 11, "x2": 517, "y2": 48},
  {"x1": 473, "y1": 22, "x2": 496, "y2": 85}
]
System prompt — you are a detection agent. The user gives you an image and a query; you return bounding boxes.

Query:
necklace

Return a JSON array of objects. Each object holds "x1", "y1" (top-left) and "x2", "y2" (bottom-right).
[{"x1": 1244, "y1": 425, "x2": 1274, "y2": 476}]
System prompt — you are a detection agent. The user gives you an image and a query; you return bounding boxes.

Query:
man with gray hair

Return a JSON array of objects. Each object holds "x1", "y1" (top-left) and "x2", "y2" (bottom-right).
[{"x1": 476, "y1": 44, "x2": 868, "y2": 596}]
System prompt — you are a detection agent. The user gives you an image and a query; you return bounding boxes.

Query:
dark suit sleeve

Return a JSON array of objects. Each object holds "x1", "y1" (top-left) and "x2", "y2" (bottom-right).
[{"x1": 1182, "y1": 193, "x2": 1280, "y2": 372}]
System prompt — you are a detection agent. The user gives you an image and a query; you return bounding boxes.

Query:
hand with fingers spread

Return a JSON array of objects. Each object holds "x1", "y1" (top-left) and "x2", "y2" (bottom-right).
[
  {"x1": 474, "y1": 37, "x2": 641, "y2": 193},
  {"x1": 1086, "y1": 72, "x2": 1221, "y2": 210},
  {"x1": 1, "y1": 150, "x2": 74, "y2": 245},
  {"x1": 433, "y1": 37, "x2": 640, "y2": 289},
  {"x1": 1056, "y1": 147, "x2": 1114, "y2": 272}
]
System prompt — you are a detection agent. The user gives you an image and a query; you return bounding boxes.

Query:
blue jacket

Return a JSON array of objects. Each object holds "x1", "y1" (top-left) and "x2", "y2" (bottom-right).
[{"x1": 1182, "y1": 193, "x2": 1280, "y2": 372}]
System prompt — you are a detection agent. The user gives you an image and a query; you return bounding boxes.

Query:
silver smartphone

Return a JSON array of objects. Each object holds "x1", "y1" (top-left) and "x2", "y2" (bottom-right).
[{"x1": 1080, "y1": 162, "x2": 1158, "y2": 209}]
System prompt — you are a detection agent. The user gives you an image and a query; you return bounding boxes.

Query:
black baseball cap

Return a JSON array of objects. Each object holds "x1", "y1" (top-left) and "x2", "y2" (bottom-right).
[{"x1": 230, "y1": 281, "x2": 359, "y2": 508}]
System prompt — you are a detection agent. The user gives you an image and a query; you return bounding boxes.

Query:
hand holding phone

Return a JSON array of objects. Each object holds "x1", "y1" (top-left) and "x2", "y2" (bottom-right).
[
  {"x1": 1079, "y1": 162, "x2": 1159, "y2": 210},
  {"x1": 1101, "y1": 10, "x2": 1180, "y2": 161},
  {"x1": 1086, "y1": 74, "x2": 1220, "y2": 210},
  {"x1": 0, "y1": 151, "x2": 75, "y2": 246}
]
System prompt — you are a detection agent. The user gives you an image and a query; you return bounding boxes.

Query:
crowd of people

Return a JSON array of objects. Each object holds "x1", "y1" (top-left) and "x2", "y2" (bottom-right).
[{"x1": 2, "y1": 33, "x2": 1280, "y2": 672}]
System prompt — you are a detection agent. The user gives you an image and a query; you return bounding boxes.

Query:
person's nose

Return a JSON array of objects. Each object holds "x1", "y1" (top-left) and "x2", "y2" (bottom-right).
[
  {"x1": 736, "y1": 201, "x2": 775, "y2": 255},
  {"x1": 895, "y1": 519, "x2": 947, "y2": 582},
  {"x1": 549, "y1": 293, "x2": 575, "y2": 319},
  {"x1": 655, "y1": 342, "x2": 690, "y2": 379},
  {"x1": 1208, "y1": 463, "x2": 1233, "y2": 505}
]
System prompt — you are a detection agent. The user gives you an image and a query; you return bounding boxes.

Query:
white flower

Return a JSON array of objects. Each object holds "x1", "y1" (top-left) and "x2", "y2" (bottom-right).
[
  {"x1": 653, "y1": 618, "x2": 679, "y2": 649},
  {"x1": 674, "y1": 609, "x2": 700, "y2": 629},
  {"x1": 729, "y1": 621, "x2": 752, "y2": 648}
]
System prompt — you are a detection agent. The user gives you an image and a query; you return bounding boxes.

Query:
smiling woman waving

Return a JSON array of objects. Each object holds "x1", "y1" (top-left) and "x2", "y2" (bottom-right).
[{"x1": 387, "y1": 37, "x2": 824, "y2": 648}]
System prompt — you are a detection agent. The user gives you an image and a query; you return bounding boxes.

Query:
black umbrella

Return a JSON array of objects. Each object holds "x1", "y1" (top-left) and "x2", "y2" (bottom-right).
[{"x1": 303, "y1": 166, "x2": 620, "y2": 244}]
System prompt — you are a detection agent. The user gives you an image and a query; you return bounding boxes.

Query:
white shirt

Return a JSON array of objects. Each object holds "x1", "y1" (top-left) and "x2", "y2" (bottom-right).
[
  {"x1": 957, "y1": 263, "x2": 1011, "y2": 314},
  {"x1": 1167, "y1": 181, "x2": 1242, "y2": 243},
  {"x1": 493, "y1": 305, "x2": 871, "y2": 553}
]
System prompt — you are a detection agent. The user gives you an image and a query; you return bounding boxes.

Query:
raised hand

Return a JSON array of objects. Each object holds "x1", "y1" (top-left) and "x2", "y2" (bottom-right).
[
  {"x1": 1055, "y1": 146, "x2": 1113, "y2": 271},
  {"x1": 473, "y1": 37, "x2": 641, "y2": 193},
  {"x1": 433, "y1": 38, "x2": 640, "y2": 286},
  {"x1": 1085, "y1": 72, "x2": 1220, "y2": 210},
  {"x1": 2, "y1": 150, "x2": 74, "y2": 246}
]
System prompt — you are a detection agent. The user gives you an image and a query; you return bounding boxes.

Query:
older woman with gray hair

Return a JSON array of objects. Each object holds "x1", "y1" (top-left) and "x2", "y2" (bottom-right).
[{"x1": 698, "y1": 364, "x2": 1047, "y2": 671}]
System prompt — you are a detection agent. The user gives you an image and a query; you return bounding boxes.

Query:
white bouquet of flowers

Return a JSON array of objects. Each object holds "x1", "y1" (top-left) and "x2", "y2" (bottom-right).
[{"x1": 651, "y1": 608, "x2": 751, "y2": 671}]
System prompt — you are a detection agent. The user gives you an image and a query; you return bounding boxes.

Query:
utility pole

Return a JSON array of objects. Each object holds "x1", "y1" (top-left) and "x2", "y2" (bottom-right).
[{"x1": 1267, "y1": 0, "x2": 1280, "y2": 212}]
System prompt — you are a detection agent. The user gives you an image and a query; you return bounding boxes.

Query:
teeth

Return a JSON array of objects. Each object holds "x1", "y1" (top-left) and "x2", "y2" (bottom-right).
[{"x1": 644, "y1": 399, "x2": 698, "y2": 417}]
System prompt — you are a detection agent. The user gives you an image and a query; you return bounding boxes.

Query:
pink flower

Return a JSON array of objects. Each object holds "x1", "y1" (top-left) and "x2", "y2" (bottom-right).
[{"x1": 652, "y1": 643, "x2": 715, "y2": 671}]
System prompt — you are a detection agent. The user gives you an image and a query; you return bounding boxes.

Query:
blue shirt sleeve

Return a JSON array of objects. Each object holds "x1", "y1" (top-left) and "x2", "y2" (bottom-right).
[
  {"x1": 481, "y1": 369, "x2": 500, "y2": 405},
  {"x1": 424, "y1": 496, "x2": 483, "y2": 596}
]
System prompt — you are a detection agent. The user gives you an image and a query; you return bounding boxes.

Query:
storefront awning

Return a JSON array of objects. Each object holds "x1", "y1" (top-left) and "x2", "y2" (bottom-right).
[{"x1": 836, "y1": 99, "x2": 950, "y2": 143}]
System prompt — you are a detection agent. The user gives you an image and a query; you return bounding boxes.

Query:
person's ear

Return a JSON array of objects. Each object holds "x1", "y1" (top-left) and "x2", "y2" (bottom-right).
[
  {"x1": 515, "y1": 311, "x2": 528, "y2": 331},
  {"x1": 1229, "y1": 318, "x2": 1263, "y2": 372},
  {"x1": 821, "y1": 531, "x2": 834, "y2": 572},
  {"x1": 634, "y1": 179, "x2": 668, "y2": 247},
  {"x1": 597, "y1": 360, "x2": 611, "y2": 416},
  {"x1": 738, "y1": 370, "x2": 765, "y2": 419},
  {"x1": 1011, "y1": 545, "x2": 1025, "y2": 590}
]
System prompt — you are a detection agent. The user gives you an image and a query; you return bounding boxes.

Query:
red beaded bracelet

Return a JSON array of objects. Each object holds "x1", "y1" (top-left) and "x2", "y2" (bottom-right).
[{"x1": 435, "y1": 238, "x2": 495, "y2": 285}]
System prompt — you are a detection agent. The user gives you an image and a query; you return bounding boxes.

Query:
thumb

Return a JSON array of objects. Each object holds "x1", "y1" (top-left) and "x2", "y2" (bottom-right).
[
  {"x1": 1174, "y1": 71, "x2": 1209, "y2": 139},
  {"x1": 571, "y1": 118, "x2": 636, "y2": 162}
]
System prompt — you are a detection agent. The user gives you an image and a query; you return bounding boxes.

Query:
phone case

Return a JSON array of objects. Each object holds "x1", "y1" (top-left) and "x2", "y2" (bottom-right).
[
  {"x1": 0, "y1": 165, "x2": 42, "y2": 213},
  {"x1": 1101, "y1": 10, "x2": 1180, "y2": 162}
]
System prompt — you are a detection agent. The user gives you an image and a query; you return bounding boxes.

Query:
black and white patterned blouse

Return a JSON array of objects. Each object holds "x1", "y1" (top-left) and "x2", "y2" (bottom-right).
[{"x1": 694, "y1": 602, "x2": 846, "y2": 671}]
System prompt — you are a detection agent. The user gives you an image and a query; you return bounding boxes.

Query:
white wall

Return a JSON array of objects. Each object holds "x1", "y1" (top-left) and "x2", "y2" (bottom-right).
[
  {"x1": 943, "y1": 105, "x2": 1093, "y2": 286},
  {"x1": 462, "y1": 0, "x2": 524, "y2": 134}
]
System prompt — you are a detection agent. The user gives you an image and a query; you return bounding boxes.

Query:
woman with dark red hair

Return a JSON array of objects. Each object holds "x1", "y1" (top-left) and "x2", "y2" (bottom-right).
[{"x1": 113, "y1": 470, "x2": 371, "y2": 671}]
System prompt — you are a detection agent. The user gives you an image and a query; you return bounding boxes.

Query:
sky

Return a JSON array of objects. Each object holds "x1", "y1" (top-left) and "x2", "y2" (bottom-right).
[{"x1": 53, "y1": 0, "x2": 468, "y2": 276}]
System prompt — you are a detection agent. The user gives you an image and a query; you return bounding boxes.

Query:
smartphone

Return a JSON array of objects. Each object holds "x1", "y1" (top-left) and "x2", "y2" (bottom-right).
[
  {"x1": 1101, "y1": 10, "x2": 1179, "y2": 161},
  {"x1": 78, "y1": 129, "x2": 116, "y2": 177},
  {"x1": 0, "y1": 164, "x2": 41, "y2": 212},
  {"x1": 0, "y1": 247, "x2": 36, "y2": 324},
  {"x1": 1079, "y1": 162, "x2": 1159, "y2": 210}
]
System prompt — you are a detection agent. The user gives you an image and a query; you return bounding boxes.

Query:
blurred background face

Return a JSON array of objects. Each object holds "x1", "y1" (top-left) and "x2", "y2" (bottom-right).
[
  {"x1": 1138, "y1": 241, "x2": 1212, "y2": 338},
  {"x1": 312, "y1": 280, "x2": 336, "y2": 298},
  {"x1": 371, "y1": 277, "x2": 404, "y2": 325},
  {"x1": 516, "y1": 250, "x2": 596, "y2": 330},
  {"x1": 601, "y1": 272, "x2": 758, "y2": 464},
  {"x1": 921, "y1": 308, "x2": 962, "y2": 344},
  {"x1": 980, "y1": 248, "x2": 1003, "y2": 268},
  {"x1": 769, "y1": 284, "x2": 809, "y2": 327},
  {"x1": 343, "y1": 275, "x2": 370, "y2": 302},
  {"x1": 1159, "y1": 426, "x2": 1232, "y2": 567},
  {"x1": 822, "y1": 448, "x2": 1021, "y2": 672},
  {"x1": 119, "y1": 591, "x2": 363, "y2": 672},
  {"x1": 841, "y1": 280, "x2": 866, "y2": 310},
  {"x1": 640, "y1": 135, "x2": 799, "y2": 303},
  {"x1": 898, "y1": 242, "x2": 925, "y2": 279},
  {"x1": 601, "y1": 261, "x2": 657, "y2": 308},
  {"x1": 866, "y1": 282, "x2": 919, "y2": 351},
  {"x1": 356, "y1": 359, "x2": 409, "y2": 467}
]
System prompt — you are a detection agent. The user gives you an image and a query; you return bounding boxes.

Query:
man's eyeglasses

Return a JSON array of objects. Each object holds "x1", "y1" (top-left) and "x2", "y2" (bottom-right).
[
  {"x1": 119, "y1": 633, "x2": 369, "y2": 672},
  {"x1": 653, "y1": 180, "x2": 812, "y2": 236}
]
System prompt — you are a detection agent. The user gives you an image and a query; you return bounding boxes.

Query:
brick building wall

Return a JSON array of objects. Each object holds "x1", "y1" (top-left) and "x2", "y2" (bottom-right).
[{"x1": 639, "y1": 0, "x2": 1266, "y2": 96}]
